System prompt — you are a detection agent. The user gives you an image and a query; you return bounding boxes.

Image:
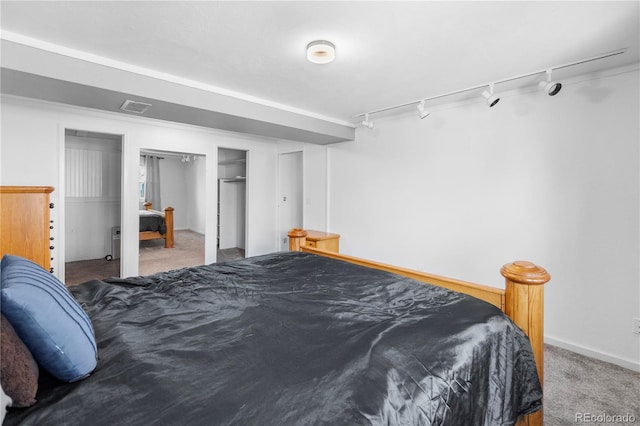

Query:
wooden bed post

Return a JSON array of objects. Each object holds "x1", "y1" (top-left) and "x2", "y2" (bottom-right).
[
  {"x1": 142, "y1": 202, "x2": 174, "y2": 248},
  {"x1": 164, "y1": 207, "x2": 175, "y2": 248},
  {"x1": 502, "y1": 261, "x2": 550, "y2": 426},
  {"x1": 288, "y1": 228, "x2": 307, "y2": 252}
]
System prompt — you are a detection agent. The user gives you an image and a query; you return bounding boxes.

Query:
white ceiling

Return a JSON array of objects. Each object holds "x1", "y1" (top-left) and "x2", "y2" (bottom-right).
[{"x1": 1, "y1": 1, "x2": 639, "y2": 125}]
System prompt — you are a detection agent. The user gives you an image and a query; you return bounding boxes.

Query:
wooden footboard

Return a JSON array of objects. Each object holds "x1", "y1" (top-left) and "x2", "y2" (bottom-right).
[
  {"x1": 288, "y1": 228, "x2": 549, "y2": 426},
  {"x1": 141, "y1": 202, "x2": 175, "y2": 248}
]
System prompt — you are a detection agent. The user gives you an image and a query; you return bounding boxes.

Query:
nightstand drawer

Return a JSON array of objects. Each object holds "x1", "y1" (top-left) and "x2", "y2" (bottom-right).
[{"x1": 304, "y1": 230, "x2": 340, "y2": 253}]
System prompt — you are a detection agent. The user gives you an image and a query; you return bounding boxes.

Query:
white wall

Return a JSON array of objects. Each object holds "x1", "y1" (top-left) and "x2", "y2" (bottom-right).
[
  {"x1": 157, "y1": 156, "x2": 189, "y2": 229},
  {"x1": 219, "y1": 180, "x2": 246, "y2": 249},
  {"x1": 328, "y1": 65, "x2": 640, "y2": 370},
  {"x1": 186, "y1": 155, "x2": 206, "y2": 233},
  {"x1": 1, "y1": 95, "x2": 280, "y2": 279},
  {"x1": 65, "y1": 134, "x2": 121, "y2": 262}
]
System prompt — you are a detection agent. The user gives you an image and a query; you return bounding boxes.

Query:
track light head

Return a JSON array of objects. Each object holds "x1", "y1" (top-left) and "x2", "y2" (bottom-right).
[
  {"x1": 361, "y1": 114, "x2": 375, "y2": 129},
  {"x1": 417, "y1": 101, "x2": 430, "y2": 119},
  {"x1": 482, "y1": 83, "x2": 500, "y2": 107},
  {"x1": 539, "y1": 69, "x2": 562, "y2": 96},
  {"x1": 540, "y1": 81, "x2": 562, "y2": 96}
]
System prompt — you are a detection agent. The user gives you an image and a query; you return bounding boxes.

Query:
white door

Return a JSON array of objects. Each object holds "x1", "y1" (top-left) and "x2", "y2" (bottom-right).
[
  {"x1": 219, "y1": 180, "x2": 242, "y2": 249},
  {"x1": 278, "y1": 152, "x2": 303, "y2": 251}
]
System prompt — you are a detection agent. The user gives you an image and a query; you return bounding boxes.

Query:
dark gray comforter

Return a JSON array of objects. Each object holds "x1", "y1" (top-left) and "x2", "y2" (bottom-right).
[
  {"x1": 139, "y1": 210, "x2": 166, "y2": 234},
  {"x1": 6, "y1": 251, "x2": 542, "y2": 425}
]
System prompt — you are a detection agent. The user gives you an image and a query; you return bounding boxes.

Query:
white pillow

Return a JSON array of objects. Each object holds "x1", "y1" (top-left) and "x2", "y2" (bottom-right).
[{"x1": 0, "y1": 384, "x2": 12, "y2": 423}]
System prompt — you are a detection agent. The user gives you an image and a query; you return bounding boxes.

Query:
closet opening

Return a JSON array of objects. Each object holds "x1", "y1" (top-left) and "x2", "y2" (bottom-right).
[
  {"x1": 64, "y1": 129, "x2": 122, "y2": 286},
  {"x1": 217, "y1": 148, "x2": 247, "y2": 262}
]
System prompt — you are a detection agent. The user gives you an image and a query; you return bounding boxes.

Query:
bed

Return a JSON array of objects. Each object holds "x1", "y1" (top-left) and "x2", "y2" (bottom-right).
[
  {"x1": 1, "y1": 229, "x2": 549, "y2": 426},
  {"x1": 139, "y1": 202, "x2": 174, "y2": 248}
]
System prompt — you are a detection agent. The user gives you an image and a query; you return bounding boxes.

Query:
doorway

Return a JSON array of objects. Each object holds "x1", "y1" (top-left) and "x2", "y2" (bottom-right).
[
  {"x1": 64, "y1": 129, "x2": 122, "y2": 286},
  {"x1": 217, "y1": 148, "x2": 247, "y2": 261},
  {"x1": 278, "y1": 151, "x2": 303, "y2": 252},
  {"x1": 138, "y1": 149, "x2": 206, "y2": 275}
]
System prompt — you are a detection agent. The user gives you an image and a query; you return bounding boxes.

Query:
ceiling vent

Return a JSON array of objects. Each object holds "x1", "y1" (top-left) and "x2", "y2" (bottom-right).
[{"x1": 120, "y1": 100, "x2": 152, "y2": 114}]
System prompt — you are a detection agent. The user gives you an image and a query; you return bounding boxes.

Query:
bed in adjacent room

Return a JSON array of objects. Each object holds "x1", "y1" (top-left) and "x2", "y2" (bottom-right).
[
  {"x1": 1, "y1": 230, "x2": 548, "y2": 426},
  {"x1": 139, "y1": 202, "x2": 174, "y2": 248}
]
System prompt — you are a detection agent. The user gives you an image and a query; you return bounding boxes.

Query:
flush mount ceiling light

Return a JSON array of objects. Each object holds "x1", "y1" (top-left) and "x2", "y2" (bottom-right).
[
  {"x1": 539, "y1": 69, "x2": 562, "y2": 96},
  {"x1": 481, "y1": 83, "x2": 500, "y2": 108},
  {"x1": 417, "y1": 101, "x2": 430, "y2": 119},
  {"x1": 307, "y1": 40, "x2": 335, "y2": 64}
]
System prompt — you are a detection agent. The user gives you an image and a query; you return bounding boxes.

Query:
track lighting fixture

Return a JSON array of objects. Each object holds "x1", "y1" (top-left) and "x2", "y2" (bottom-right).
[
  {"x1": 481, "y1": 83, "x2": 500, "y2": 108},
  {"x1": 539, "y1": 69, "x2": 562, "y2": 96},
  {"x1": 353, "y1": 48, "x2": 625, "y2": 125},
  {"x1": 181, "y1": 155, "x2": 197, "y2": 163},
  {"x1": 361, "y1": 114, "x2": 375, "y2": 129},
  {"x1": 417, "y1": 101, "x2": 430, "y2": 119}
]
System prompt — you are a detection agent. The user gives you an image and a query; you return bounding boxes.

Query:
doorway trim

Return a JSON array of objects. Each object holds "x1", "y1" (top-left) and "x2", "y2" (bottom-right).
[
  {"x1": 217, "y1": 147, "x2": 249, "y2": 260},
  {"x1": 58, "y1": 124, "x2": 127, "y2": 283}
]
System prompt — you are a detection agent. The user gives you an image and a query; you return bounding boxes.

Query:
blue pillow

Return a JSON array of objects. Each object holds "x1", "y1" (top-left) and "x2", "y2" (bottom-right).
[{"x1": 0, "y1": 255, "x2": 97, "y2": 382}]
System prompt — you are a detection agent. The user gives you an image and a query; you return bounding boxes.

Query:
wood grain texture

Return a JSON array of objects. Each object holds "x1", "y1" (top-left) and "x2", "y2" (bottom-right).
[
  {"x1": 502, "y1": 261, "x2": 550, "y2": 426},
  {"x1": 141, "y1": 202, "x2": 175, "y2": 248},
  {"x1": 287, "y1": 228, "x2": 308, "y2": 252},
  {"x1": 0, "y1": 186, "x2": 54, "y2": 271},
  {"x1": 304, "y1": 230, "x2": 340, "y2": 253}
]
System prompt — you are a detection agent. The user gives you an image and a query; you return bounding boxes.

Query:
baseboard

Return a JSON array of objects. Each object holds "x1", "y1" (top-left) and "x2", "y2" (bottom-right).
[
  {"x1": 545, "y1": 335, "x2": 640, "y2": 372},
  {"x1": 175, "y1": 227, "x2": 204, "y2": 235}
]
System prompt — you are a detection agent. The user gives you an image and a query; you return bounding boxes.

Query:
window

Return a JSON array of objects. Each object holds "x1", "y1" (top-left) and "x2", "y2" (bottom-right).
[{"x1": 139, "y1": 155, "x2": 147, "y2": 201}]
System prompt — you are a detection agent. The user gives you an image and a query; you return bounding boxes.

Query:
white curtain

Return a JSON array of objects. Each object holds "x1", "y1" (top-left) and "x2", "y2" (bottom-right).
[{"x1": 145, "y1": 155, "x2": 161, "y2": 209}]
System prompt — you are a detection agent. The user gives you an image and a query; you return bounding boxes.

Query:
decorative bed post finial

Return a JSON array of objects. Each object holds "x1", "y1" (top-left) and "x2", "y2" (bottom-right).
[
  {"x1": 288, "y1": 228, "x2": 308, "y2": 252},
  {"x1": 501, "y1": 260, "x2": 550, "y2": 375},
  {"x1": 502, "y1": 260, "x2": 550, "y2": 426}
]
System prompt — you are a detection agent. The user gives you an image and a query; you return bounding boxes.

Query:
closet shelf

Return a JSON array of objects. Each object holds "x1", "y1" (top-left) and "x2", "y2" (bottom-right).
[
  {"x1": 218, "y1": 159, "x2": 246, "y2": 166},
  {"x1": 219, "y1": 177, "x2": 246, "y2": 183}
]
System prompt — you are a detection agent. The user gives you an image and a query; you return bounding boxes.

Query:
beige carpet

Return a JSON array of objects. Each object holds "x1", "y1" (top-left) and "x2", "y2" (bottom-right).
[
  {"x1": 138, "y1": 229, "x2": 205, "y2": 276},
  {"x1": 65, "y1": 230, "x2": 243, "y2": 286},
  {"x1": 544, "y1": 344, "x2": 639, "y2": 425}
]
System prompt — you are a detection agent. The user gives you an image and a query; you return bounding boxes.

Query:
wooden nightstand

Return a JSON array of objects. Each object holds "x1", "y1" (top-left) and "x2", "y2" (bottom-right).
[{"x1": 304, "y1": 230, "x2": 340, "y2": 253}]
